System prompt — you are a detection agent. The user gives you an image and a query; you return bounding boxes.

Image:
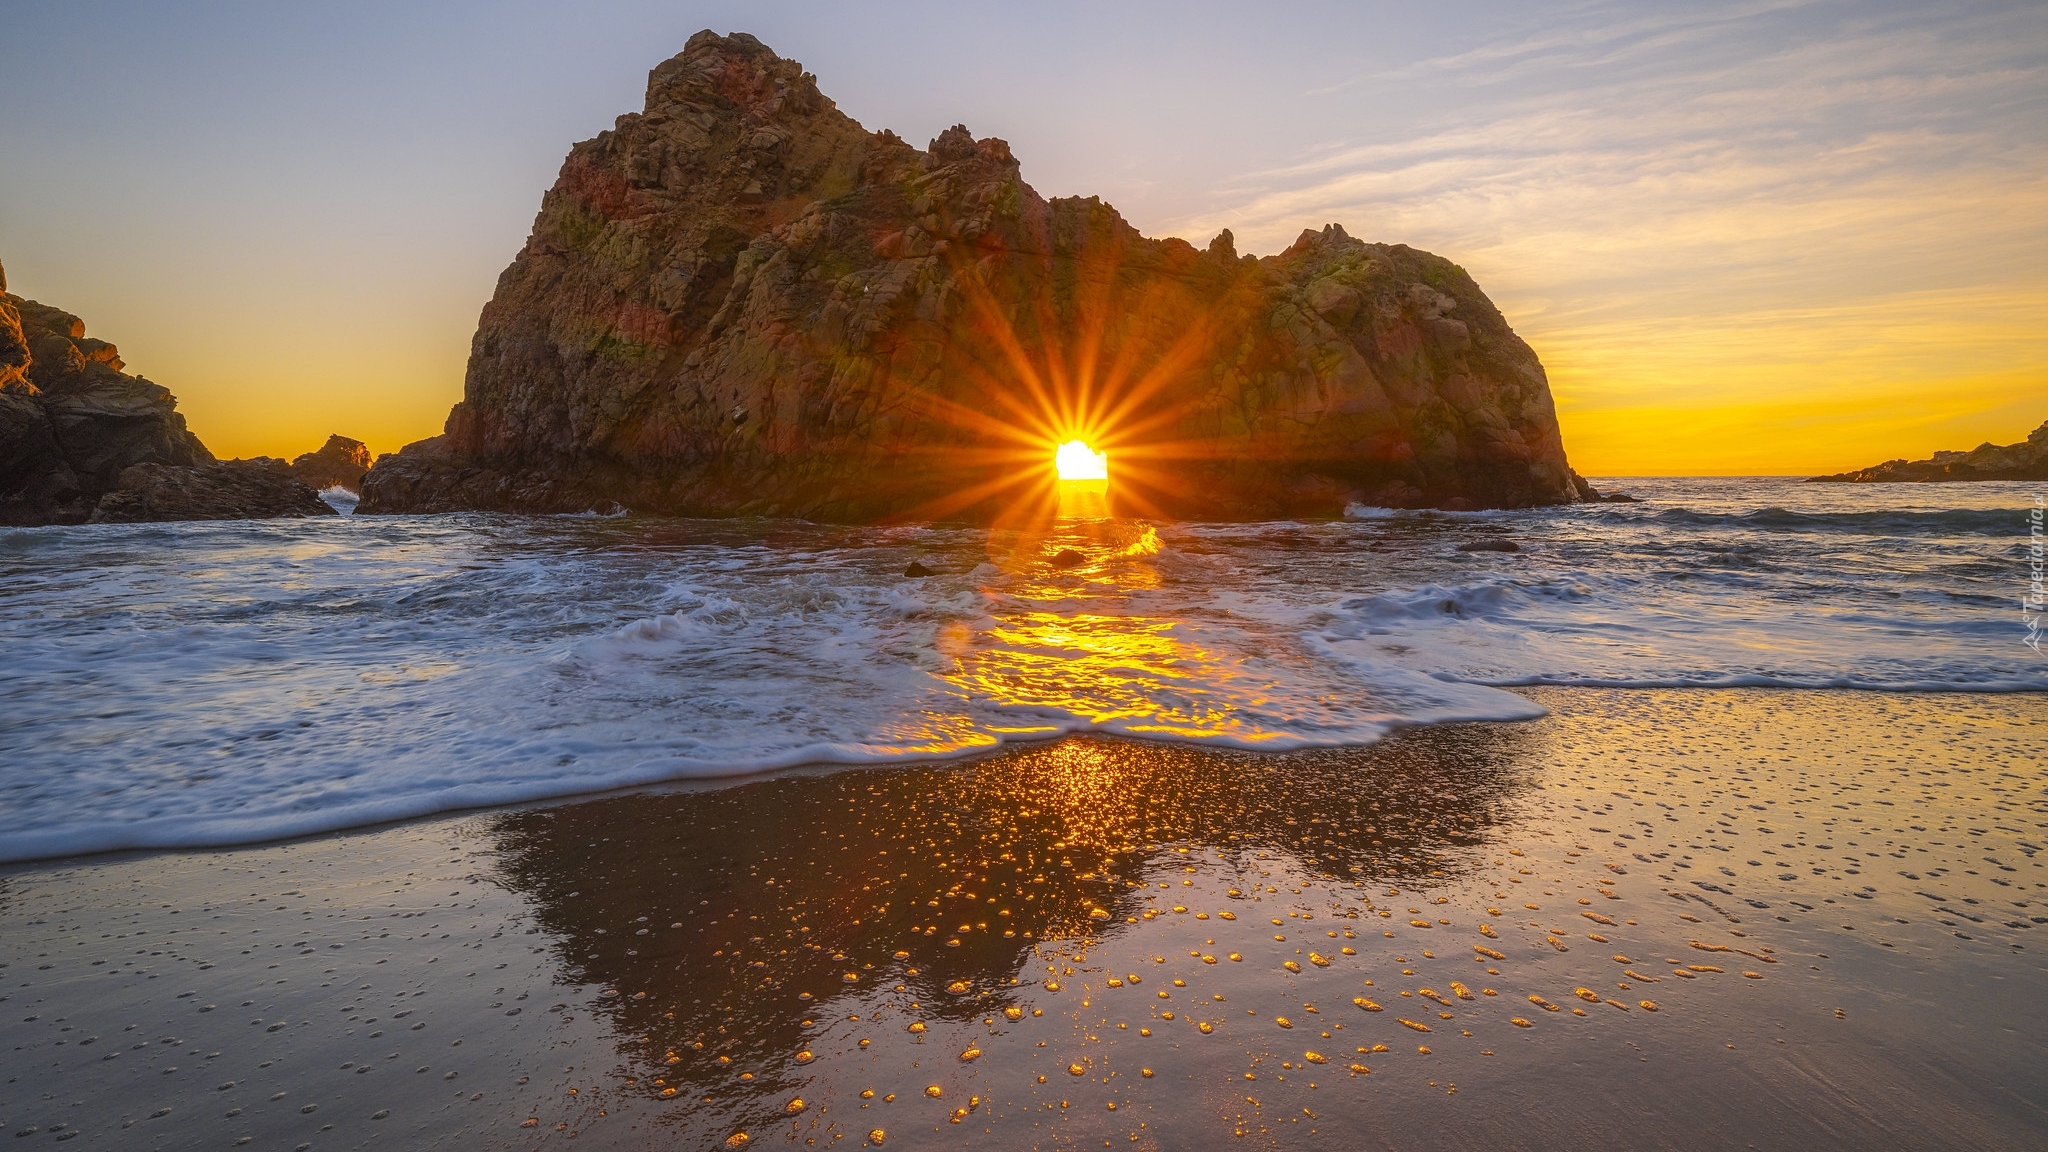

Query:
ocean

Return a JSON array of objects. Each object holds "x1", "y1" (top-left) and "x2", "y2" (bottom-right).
[{"x1": 1, "y1": 477, "x2": 2040, "y2": 864}]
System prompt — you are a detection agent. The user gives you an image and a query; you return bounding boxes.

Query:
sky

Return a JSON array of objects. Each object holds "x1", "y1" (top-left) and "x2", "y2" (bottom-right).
[{"x1": 1, "y1": 0, "x2": 2042, "y2": 474}]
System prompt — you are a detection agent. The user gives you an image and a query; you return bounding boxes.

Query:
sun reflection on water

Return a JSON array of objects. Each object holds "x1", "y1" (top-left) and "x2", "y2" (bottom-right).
[{"x1": 930, "y1": 518, "x2": 1308, "y2": 745}]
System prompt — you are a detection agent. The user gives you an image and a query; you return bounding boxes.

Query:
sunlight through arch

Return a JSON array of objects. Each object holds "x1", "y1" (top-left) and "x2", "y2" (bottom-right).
[{"x1": 1054, "y1": 440, "x2": 1108, "y2": 481}]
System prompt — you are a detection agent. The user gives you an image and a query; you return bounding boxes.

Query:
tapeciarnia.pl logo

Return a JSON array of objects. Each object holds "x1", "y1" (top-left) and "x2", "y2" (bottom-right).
[{"x1": 2027, "y1": 493, "x2": 2044, "y2": 653}]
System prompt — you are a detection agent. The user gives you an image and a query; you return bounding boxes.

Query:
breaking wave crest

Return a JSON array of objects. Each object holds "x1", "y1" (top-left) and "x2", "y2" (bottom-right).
[{"x1": 1309, "y1": 573, "x2": 2046, "y2": 692}]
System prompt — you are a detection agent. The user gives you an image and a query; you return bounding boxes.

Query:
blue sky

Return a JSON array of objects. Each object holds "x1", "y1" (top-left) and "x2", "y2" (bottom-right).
[{"x1": 2, "y1": 0, "x2": 2042, "y2": 470}]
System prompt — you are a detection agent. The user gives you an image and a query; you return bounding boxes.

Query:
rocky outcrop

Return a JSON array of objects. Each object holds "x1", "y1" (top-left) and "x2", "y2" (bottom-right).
[
  {"x1": 0, "y1": 261, "x2": 334, "y2": 525},
  {"x1": 288, "y1": 434, "x2": 373, "y2": 492},
  {"x1": 89, "y1": 461, "x2": 337, "y2": 522},
  {"x1": 1808, "y1": 421, "x2": 2048, "y2": 483},
  {"x1": 361, "y1": 31, "x2": 1582, "y2": 521}
]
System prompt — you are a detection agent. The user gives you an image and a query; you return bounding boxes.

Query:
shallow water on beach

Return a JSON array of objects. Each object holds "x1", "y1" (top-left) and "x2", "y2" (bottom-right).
[
  {"x1": 0, "y1": 478, "x2": 2041, "y2": 862},
  {"x1": 0, "y1": 690, "x2": 2042, "y2": 1149}
]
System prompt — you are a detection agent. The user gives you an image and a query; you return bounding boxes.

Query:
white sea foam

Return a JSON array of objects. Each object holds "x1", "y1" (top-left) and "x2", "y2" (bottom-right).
[
  {"x1": 1343, "y1": 502, "x2": 1512, "y2": 521},
  {"x1": 0, "y1": 478, "x2": 2039, "y2": 862},
  {"x1": 318, "y1": 485, "x2": 359, "y2": 514}
]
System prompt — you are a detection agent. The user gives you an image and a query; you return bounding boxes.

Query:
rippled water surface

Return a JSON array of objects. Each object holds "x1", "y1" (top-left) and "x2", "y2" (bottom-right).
[{"x1": 1, "y1": 477, "x2": 2040, "y2": 861}]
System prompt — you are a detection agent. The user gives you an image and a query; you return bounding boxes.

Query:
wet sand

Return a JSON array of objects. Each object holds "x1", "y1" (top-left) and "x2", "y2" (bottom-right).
[{"x1": 2, "y1": 688, "x2": 2044, "y2": 1150}]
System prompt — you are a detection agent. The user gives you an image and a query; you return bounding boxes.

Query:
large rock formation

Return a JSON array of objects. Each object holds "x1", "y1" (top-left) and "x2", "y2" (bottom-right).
[
  {"x1": 361, "y1": 32, "x2": 1582, "y2": 521},
  {"x1": 0, "y1": 261, "x2": 334, "y2": 525},
  {"x1": 1808, "y1": 420, "x2": 2048, "y2": 483}
]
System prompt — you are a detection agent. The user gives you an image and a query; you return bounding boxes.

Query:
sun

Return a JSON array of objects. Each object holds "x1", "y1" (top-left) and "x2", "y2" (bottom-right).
[{"x1": 1054, "y1": 440, "x2": 1108, "y2": 481}]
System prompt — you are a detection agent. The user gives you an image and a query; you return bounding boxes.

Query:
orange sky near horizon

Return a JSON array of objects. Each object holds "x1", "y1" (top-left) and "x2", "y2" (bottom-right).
[
  {"x1": 1528, "y1": 283, "x2": 2048, "y2": 475},
  {"x1": 65, "y1": 265, "x2": 2043, "y2": 478}
]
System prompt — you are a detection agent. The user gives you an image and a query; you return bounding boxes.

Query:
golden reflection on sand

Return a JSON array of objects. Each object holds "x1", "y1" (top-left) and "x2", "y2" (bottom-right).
[
  {"x1": 456, "y1": 690, "x2": 2048, "y2": 1147},
  {"x1": 479, "y1": 725, "x2": 1530, "y2": 1142},
  {"x1": 2, "y1": 692, "x2": 2040, "y2": 1149}
]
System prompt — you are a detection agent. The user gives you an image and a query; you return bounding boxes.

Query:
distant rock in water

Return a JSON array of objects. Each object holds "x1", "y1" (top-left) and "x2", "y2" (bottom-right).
[
  {"x1": 0, "y1": 261, "x2": 334, "y2": 525},
  {"x1": 289, "y1": 433, "x2": 372, "y2": 492},
  {"x1": 359, "y1": 31, "x2": 1584, "y2": 522},
  {"x1": 1808, "y1": 420, "x2": 2048, "y2": 483}
]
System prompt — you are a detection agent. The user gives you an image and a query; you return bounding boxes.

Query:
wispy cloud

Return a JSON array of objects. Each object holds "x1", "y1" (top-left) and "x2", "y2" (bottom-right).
[
  {"x1": 1308, "y1": 0, "x2": 1825, "y2": 93},
  {"x1": 1174, "y1": 1, "x2": 2048, "y2": 472}
]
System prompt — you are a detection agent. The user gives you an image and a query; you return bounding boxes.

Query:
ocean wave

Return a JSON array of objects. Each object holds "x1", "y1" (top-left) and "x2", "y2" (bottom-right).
[
  {"x1": 1302, "y1": 569, "x2": 2041, "y2": 693},
  {"x1": 1640, "y1": 505, "x2": 2023, "y2": 535},
  {"x1": 1, "y1": 478, "x2": 2038, "y2": 863},
  {"x1": 1343, "y1": 502, "x2": 1516, "y2": 521},
  {"x1": 1459, "y1": 672, "x2": 2048, "y2": 692}
]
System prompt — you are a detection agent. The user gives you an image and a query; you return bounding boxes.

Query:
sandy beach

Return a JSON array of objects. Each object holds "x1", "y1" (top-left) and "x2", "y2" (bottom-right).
[{"x1": 3, "y1": 687, "x2": 2042, "y2": 1150}]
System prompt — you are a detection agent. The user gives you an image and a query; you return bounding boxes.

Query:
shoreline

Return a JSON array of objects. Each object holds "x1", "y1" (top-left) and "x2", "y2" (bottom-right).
[{"x1": 7, "y1": 683, "x2": 2044, "y2": 869}]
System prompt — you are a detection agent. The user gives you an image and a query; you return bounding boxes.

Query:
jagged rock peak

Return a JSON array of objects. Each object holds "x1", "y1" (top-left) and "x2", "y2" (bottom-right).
[
  {"x1": 644, "y1": 30, "x2": 832, "y2": 121},
  {"x1": 289, "y1": 433, "x2": 373, "y2": 492}
]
